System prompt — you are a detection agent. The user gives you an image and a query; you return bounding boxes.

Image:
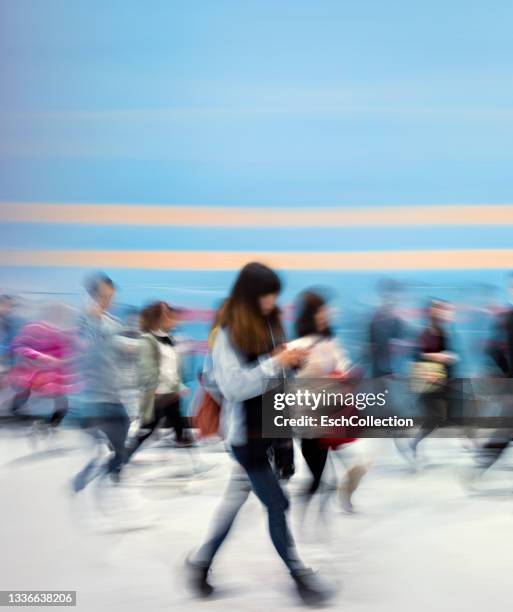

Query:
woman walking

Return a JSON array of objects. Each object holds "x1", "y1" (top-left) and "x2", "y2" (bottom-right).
[
  {"x1": 291, "y1": 290, "x2": 367, "y2": 513},
  {"x1": 410, "y1": 299, "x2": 458, "y2": 460},
  {"x1": 125, "y1": 301, "x2": 191, "y2": 461},
  {"x1": 186, "y1": 263, "x2": 332, "y2": 606}
]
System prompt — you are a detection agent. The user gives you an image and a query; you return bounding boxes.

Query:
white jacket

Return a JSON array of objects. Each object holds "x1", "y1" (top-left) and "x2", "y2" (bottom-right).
[{"x1": 288, "y1": 334, "x2": 351, "y2": 378}]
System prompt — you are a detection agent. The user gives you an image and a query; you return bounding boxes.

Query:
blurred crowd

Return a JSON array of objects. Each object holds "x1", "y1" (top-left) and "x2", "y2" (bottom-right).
[{"x1": 1, "y1": 266, "x2": 513, "y2": 605}]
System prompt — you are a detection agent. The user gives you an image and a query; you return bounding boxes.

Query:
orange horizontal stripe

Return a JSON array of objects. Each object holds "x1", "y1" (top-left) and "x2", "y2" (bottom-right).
[
  {"x1": 1, "y1": 249, "x2": 513, "y2": 270},
  {"x1": 1, "y1": 203, "x2": 513, "y2": 227}
]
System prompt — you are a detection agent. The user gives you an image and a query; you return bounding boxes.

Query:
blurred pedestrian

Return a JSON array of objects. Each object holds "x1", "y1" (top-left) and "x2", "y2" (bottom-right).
[
  {"x1": 125, "y1": 301, "x2": 192, "y2": 462},
  {"x1": 409, "y1": 299, "x2": 459, "y2": 460},
  {"x1": 8, "y1": 302, "x2": 79, "y2": 432},
  {"x1": 72, "y1": 273, "x2": 138, "y2": 491},
  {"x1": 472, "y1": 273, "x2": 513, "y2": 474},
  {"x1": 187, "y1": 263, "x2": 332, "y2": 606},
  {"x1": 292, "y1": 290, "x2": 367, "y2": 513},
  {"x1": 0, "y1": 295, "x2": 18, "y2": 383},
  {"x1": 369, "y1": 278, "x2": 405, "y2": 378}
]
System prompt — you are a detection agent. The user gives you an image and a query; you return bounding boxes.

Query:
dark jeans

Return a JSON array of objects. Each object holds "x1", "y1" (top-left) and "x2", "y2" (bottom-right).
[
  {"x1": 126, "y1": 393, "x2": 187, "y2": 461},
  {"x1": 477, "y1": 393, "x2": 513, "y2": 469},
  {"x1": 412, "y1": 390, "x2": 450, "y2": 450},
  {"x1": 11, "y1": 389, "x2": 69, "y2": 427},
  {"x1": 195, "y1": 444, "x2": 303, "y2": 573},
  {"x1": 478, "y1": 438, "x2": 511, "y2": 469},
  {"x1": 73, "y1": 402, "x2": 130, "y2": 491}
]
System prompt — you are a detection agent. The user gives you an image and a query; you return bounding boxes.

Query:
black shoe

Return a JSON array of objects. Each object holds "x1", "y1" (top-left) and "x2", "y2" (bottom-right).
[
  {"x1": 175, "y1": 438, "x2": 195, "y2": 448},
  {"x1": 291, "y1": 568, "x2": 334, "y2": 607},
  {"x1": 185, "y1": 557, "x2": 214, "y2": 598}
]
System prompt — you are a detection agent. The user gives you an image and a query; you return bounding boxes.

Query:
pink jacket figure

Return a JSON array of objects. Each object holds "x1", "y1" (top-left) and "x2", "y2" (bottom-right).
[{"x1": 8, "y1": 319, "x2": 80, "y2": 397}]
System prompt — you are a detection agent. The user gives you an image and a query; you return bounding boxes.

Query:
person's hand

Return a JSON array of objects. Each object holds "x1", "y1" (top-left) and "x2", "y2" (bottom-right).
[
  {"x1": 430, "y1": 352, "x2": 455, "y2": 365},
  {"x1": 275, "y1": 346, "x2": 309, "y2": 369},
  {"x1": 442, "y1": 351, "x2": 457, "y2": 364}
]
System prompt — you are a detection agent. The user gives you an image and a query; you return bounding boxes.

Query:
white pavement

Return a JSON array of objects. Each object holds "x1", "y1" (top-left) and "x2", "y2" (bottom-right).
[{"x1": 1, "y1": 426, "x2": 513, "y2": 612}]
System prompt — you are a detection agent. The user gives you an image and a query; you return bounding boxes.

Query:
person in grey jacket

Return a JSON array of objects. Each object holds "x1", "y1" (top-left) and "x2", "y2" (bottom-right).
[{"x1": 72, "y1": 273, "x2": 138, "y2": 492}]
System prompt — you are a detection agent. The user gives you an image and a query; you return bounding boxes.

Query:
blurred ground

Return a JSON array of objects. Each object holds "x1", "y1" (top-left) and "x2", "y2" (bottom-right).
[{"x1": 1, "y1": 394, "x2": 513, "y2": 611}]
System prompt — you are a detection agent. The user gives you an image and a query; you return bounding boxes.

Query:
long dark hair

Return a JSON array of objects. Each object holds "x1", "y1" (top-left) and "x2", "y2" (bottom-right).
[
  {"x1": 295, "y1": 291, "x2": 332, "y2": 339},
  {"x1": 219, "y1": 262, "x2": 284, "y2": 355}
]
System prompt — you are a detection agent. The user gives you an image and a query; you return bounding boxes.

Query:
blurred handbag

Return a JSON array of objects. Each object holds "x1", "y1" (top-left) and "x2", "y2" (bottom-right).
[
  {"x1": 410, "y1": 361, "x2": 446, "y2": 393},
  {"x1": 320, "y1": 367, "x2": 363, "y2": 448},
  {"x1": 193, "y1": 388, "x2": 221, "y2": 438}
]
